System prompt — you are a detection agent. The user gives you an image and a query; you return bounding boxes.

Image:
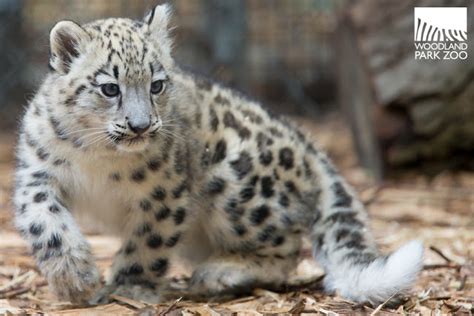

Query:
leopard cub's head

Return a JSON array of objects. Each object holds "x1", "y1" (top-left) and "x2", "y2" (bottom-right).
[{"x1": 47, "y1": 4, "x2": 176, "y2": 152}]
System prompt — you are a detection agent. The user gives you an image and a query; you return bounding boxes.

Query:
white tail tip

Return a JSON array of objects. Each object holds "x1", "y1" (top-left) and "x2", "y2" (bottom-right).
[{"x1": 328, "y1": 240, "x2": 424, "y2": 304}]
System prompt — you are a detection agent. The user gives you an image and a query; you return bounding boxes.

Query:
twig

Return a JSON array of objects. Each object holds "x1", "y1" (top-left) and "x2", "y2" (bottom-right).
[
  {"x1": 363, "y1": 185, "x2": 384, "y2": 206},
  {"x1": 457, "y1": 275, "x2": 467, "y2": 291},
  {"x1": 3, "y1": 287, "x2": 31, "y2": 299},
  {"x1": 423, "y1": 264, "x2": 461, "y2": 270},
  {"x1": 0, "y1": 270, "x2": 35, "y2": 293},
  {"x1": 429, "y1": 245, "x2": 452, "y2": 263},
  {"x1": 288, "y1": 298, "x2": 306, "y2": 314},
  {"x1": 370, "y1": 292, "x2": 396, "y2": 316},
  {"x1": 427, "y1": 296, "x2": 452, "y2": 301},
  {"x1": 159, "y1": 296, "x2": 182, "y2": 315},
  {"x1": 318, "y1": 307, "x2": 338, "y2": 315},
  {"x1": 33, "y1": 280, "x2": 48, "y2": 289}
]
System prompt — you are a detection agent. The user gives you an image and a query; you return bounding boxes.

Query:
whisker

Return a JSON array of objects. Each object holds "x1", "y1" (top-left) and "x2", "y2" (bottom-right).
[
  {"x1": 160, "y1": 118, "x2": 179, "y2": 124},
  {"x1": 76, "y1": 131, "x2": 107, "y2": 142},
  {"x1": 61, "y1": 127, "x2": 108, "y2": 137},
  {"x1": 160, "y1": 124, "x2": 180, "y2": 129},
  {"x1": 82, "y1": 133, "x2": 105, "y2": 146},
  {"x1": 84, "y1": 134, "x2": 109, "y2": 148},
  {"x1": 158, "y1": 128, "x2": 186, "y2": 142}
]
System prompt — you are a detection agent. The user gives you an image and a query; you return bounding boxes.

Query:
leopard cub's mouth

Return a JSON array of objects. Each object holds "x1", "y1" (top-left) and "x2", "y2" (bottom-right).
[
  {"x1": 118, "y1": 137, "x2": 150, "y2": 152},
  {"x1": 106, "y1": 132, "x2": 151, "y2": 152},
  {"x1": 129, "y1": 135, "x2": 146, "y2": 142}
]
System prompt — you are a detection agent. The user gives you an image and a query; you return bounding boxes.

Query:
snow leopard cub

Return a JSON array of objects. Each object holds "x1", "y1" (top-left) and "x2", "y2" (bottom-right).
[{"x1": 13, "y1": 4, "x2": 423, "y2": 305}]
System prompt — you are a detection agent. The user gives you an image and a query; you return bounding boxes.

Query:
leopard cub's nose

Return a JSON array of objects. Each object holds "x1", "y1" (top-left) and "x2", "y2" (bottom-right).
[{"x1": 128, "y1": 120, "x2": 151, "y2": 135}]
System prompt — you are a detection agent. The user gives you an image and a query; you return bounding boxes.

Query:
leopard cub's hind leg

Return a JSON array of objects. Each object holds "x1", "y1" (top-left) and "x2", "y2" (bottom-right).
[
  {"x1": 186, "y1": 230, "x2": 301, "y2": 300},
  {"x1": 188, "y1": 252, "x2": 298, "y2": 299}
]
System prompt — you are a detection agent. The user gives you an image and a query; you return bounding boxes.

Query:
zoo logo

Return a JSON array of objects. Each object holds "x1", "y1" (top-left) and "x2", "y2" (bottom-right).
[
  {"x1": 415, "y1": 7, "x2": 467, "y2": 41},
  {"x1": 414, "y1": 7, "x2": 468, "y2": 60}
]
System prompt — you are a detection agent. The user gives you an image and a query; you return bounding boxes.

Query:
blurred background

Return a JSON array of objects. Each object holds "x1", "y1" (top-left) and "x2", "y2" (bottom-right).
[
  {"x1": 0, "y1": 0, "x2": 473, "y2": 178},
  {"x1": 0, "y1": 2, "x2": 473, "y2": 313}
]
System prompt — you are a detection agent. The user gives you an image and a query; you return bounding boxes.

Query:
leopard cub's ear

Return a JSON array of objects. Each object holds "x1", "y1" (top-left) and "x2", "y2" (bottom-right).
[
  {"x1": 144, "y1": 3, "x2": 171, "y2": 35},
  {"x1": 49, "y1": 21, "x2": 90, "y2": 74},
  {"x1": 143, "y1": 4, "x2": 173, "y2": 58}
]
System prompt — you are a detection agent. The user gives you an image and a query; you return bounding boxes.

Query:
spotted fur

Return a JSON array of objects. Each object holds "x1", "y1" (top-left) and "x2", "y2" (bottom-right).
[{"x1": 13, "y1": 4, "x2": 423, "y2": 305}]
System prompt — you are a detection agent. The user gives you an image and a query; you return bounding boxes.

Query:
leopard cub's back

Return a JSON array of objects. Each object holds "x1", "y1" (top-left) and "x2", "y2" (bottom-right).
[{"x1": 172, "y1": 72, "x2": 322, "y2": 254}]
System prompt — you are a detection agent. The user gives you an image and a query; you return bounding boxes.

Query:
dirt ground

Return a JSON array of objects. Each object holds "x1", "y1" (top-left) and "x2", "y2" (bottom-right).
[{"x1": 0, "y1": 115, "x2": 472, "y2": 315}]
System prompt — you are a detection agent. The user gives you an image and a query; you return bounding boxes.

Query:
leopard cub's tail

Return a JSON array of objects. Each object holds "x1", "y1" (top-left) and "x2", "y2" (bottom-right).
[
  {"x1": 310, "y1": 153, "x2": 424, "y2": 304},
  {"x1": 319, "y1": 240, "x2": 424, "y2": 304}
]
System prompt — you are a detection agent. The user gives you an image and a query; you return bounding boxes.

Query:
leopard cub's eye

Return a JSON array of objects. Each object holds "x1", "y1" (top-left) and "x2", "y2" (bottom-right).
[
  {"x1": 100, "y1": 83, "x2": 120, "y2": 97},
  {"x1": 150, "y1": 80, "x2": 165, "y2": 95}
]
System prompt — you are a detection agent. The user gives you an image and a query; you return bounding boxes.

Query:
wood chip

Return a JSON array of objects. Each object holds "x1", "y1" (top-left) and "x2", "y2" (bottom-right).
[{"x1": 109, "y1": 294, "x2": 148, "y2": 309}]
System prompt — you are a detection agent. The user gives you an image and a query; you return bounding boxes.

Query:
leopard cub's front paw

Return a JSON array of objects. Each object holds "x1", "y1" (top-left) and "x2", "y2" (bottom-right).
[{"x1": 41, "y1": 252, "x2": 101, "y2": 304}]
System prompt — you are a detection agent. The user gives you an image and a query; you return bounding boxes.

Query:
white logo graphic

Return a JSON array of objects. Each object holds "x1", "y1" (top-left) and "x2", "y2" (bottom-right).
[
  {"x1": 414, "y1": 7, "x2": 467, "y2": 42},
  {"x1": 414, "y1": 7, "x2": 468, "y2": 60}
]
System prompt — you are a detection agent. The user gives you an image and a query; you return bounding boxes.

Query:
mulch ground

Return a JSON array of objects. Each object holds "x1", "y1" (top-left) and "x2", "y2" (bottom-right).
[{"x1": 0, "y1": 114, "x2": 472, "y2": 315}]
